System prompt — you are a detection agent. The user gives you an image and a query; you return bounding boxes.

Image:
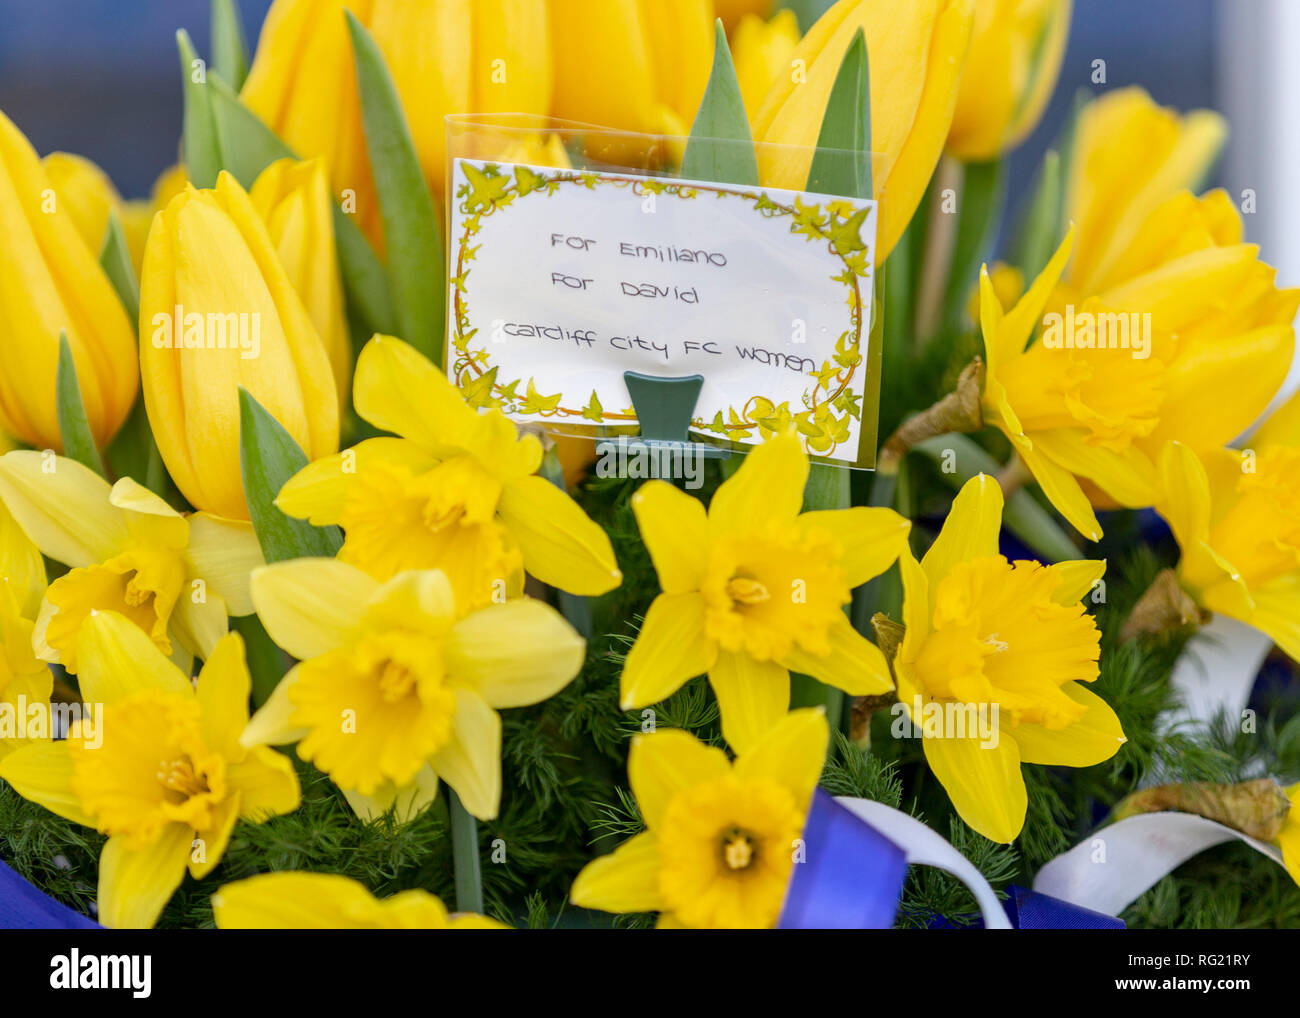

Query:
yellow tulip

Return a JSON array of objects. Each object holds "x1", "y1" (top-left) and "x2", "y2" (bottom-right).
[
  {"x1": 138, "y1": 171, "x2": 339, "y2": 521},
  {"x1": 41, "y1": 152, "x2": 119, "y2": 256},
  {"x1": 550, "y1": 0, "x2": 714, "y2": 139},
  {"x1": 213, "y1": 872, "x2": 507, "y2": 928},
  {"x1": 242, "y1": 0, "x2": 553, "y2": 247},
  {"x1": 733, "y1": 9, "x2": 802, "y2": 118},
  {"x1": 0, "y1": 109, "x2": 137, "y2": 451},
  {"x1": 978, "y1": 191, "x2": 1299, "y2": 540},
  {"x1": 248, "y1": 157, "x2": 352, "y2": 411},
  {"x1": 752, "y1": 0, "x2": 975, "y2": 262},
  {"x1": 1065, "y1": 87, "x2": 1227, "y2": 296},
  {"x1": 1157, "y1": 441, "x2": 1300, "y2": 664},
  {"x1": 120, "y1": 164, "x2": 192, "y2": 273},
  {"x1": 946, "y1": 0, "x2": 1071, "y2": 161}
]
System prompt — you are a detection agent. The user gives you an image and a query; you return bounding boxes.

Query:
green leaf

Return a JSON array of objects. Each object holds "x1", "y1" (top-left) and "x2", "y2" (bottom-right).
[
  {"x1": 239, "y1": 388, "x2": 343, "y2": 563},
  {"x1": 177, "y1": 29, "x2": 221, "y2": 189},
  {"x1": 106, "y1": 398, "x2": 170, "y2": 498},
  {"x1": 805, "y1": 28, "x2": 871, "y2": 199},
  {"x1": 912, "y1": 433, "x2": 1082, "y2": 562},
  {"x1": 204, "y1": 73, "x2": 397, "y2": 340},
  {"x1": 346, "y1": 12, "x2": 445, "y2": 364},
  {"x1": 681, "y1": 21, "x2": 758, "y2": 186},
  {"x1": 941, "y1": 159, "x2": 1004, "y2": 330},
  {"x1": 55, "y1": 333, "x2": 105, "y2": 477},
  {"x1": 1009, "y1": 148, "x2": 1062, "y2": 282},
  {"x1": 210, "y1": 0, "x2": 250, "y2": 91},
  {"x1": 97, "y1": 211, "x2": 140, "y2": 327}
]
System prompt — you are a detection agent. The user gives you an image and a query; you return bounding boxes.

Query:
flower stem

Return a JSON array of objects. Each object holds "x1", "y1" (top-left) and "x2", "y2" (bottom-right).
[
  {"x1": 447, "y1": 787, "x2": 483, "y2": 915},
  {"x1": 538, "y1": 445, "x2": 593, "y2": 638}
]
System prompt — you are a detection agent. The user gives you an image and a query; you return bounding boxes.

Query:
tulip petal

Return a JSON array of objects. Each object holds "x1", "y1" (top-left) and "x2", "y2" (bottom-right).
[
  {"x1": 629, "y1": 729, "x2": 730, "y2": 830},
  {"x1": 797, "y1": 507, "x2": 911, "y2": 587},
  {"x1": 922, "y1": 473, "x2": 1004, "y2": 587},
  {"x1": 707, "y1": 651, "x2": 789, "y2": 755},
  {"x1": 430, "y1": 689, "x2": 501, "y2": 821},
  {"x1": 0, "y1": 741, "x2": 96, "y2": 827},
  {"x1": 0, "y1": 451, "x2": 126, "y2": 566},
  {"x1": 249, "y1": 558, "x2": 376, "y2": 660},
  {"x1": 497, "y1": 474, "x2": 622, "y2": 595},
  {"x1": 922, "y1": 732, "x2": 1026, "y2": 843},
  {"x1": 184, "y1": 513, "x2": 266, "y2": 616},
  {"x1": 782, "y1": 613, "x2": 894, "y2": 696},
  {"x1": 733, "y1": 707, "x2": 830, "y2": 808},
  {"x1": 446, "y1": 598, "x2": 585, "y2": 708},
  {"x1": 620, "y1": 593, "x2": 715, "y2": 709},
  {"x1": 569, "y1": 832, "x2": 665, "y2": 914},
  {"x1": 631, "y1": 480, "x2": 708, "y2": 595},
  {"x1": 76, "y1": 610, "x2": 193, "y2": 706},
  {"x1": 1012, "y1": 682, "x2": 1126, "y2": 767},
  {"x1": 97, "y1": 825, "x2": 192, "y2": 929}
]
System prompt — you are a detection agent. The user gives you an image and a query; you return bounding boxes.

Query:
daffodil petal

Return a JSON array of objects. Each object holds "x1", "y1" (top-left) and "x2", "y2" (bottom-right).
[
  {"x1": 240, "y1": 667, "x2": 309, "y2": 747},
  {"x1": 628, "y1": 728, "x2": 730, "y2": 829},
  {"x1": 274, "y1": 437, "x2": 437, "y2": 526},
  {"x1": 1012, "y1": 682, "x2": 1127, "y2": 767},
  {"x1": 196, "y1": 632, "x2": 251, "y2": 757},
  {"x1": 184, "y1": 513, "x2": 265, "y2": 616},
  {"x1": 353, "y1": 334, "x2": 479, "y2": 449},
  {"x1": 709, "y1": 432, "x2": 807, "y2": 536},
  {"x1": 1018, "y1": 440, "x2": 1104, "y2": 542},
  {"x1": 228, "y1": 745, "x2": 302, "y2": 820},
  {"x1": 110, "y1": 477, "x2": 188, "y2": 548},
  {"x1": 364, "y1": 569, "x2": 456, "y2": 631},
  {"x1": 708, "y1": 651, "x2": 789, "y2": 754},
  {"x1": 995, "y1": 227, "x2": 1075, "y2": 367},
  {"x1": 189, "y1": 793, "x2": 241, "y2": 879},
  {"x1": 620, "y1": 592, "x2": 714, "y2": 710},
  {"x1": 782, "y1": 614, "x2": 894, "y2": 696},
  {"x1": 97, "y1": 825, "x2": 192, "y2": 929},
  {"x1": 1157, "y1": 441, "x2": 1212, "y2": 549},
  {"x1": 1031, "y1": 429, "x2": 1158, "y2": 509},
  {"x1": 249, "y1": 558, "x2": 376, "y2": 660},
  {"x1": 170, "y1": 592, "x2": 229, "y2": 661},
  {"x1": 430, "y1": 689, "x2": 502, "y2": 821},
  {"x1": 0, "y1": 741, "x2": 96, "y2": 827},
  {"x1": 1047, "y1": 559, "x2": 1107, "y2": 605},
  {"x1": 922, "y1": 473, "x2": 1004, "y2": 587},
  {"x1": 497, "y1": 474, "x2": 622, "y2": 595},
  {"x1": 733, "y1": 707, "x2": 829, "y2": 809},
  {"x1": 0, "y1": 450, "x2": 126, "y2": 566},
  {"x1": 76, "y1": 610, "x2": 193, "y2": 705},
  {"x1": 798, "y1": 507, "x2": 911, "y2": 587},
  {"x1": 340, "y1": 764, "x2": 439, "y2": 824},
  {"x1": 922, "y1": 733, "x2": 1026, "y2": 844},
  {"x1": 631, "y1": 480, "x2": 708, "y2": 595},
  {"x1": 446, "y1": 598, "x2": 585, "y2": 708},
  {"x1": 1247, "y1": 575, "x2": 1300, "y2": 665},
  {"x1": 569, "y1": 831, "x2": 665, "y2": 913}
]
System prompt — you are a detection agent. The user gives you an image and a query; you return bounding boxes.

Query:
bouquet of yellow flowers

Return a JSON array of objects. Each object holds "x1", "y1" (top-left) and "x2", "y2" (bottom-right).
[{"x1": 0, "y1": 0, "x2": 1297, "y2": 938}]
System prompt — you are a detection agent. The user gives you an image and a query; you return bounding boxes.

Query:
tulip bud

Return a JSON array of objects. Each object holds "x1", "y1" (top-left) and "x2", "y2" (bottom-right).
[
  {"x1": 732, "y1": 10, "x2": 802, "y2": 119},
  {"x1": 0, "y1": 110, "x2": 137, "y2": 452},
  {"x1": 752, "y1": 0, "x2": 975, "y2": 262},
  {"x1": 138, "y1": 171, "x2": 338, "y2": 520},
  {"x1": 945, "y1": 0, "x2": 1071, "y2": 162},
  {"x1": 248, "y1": 158, "x2": 352, "y2": 411}
]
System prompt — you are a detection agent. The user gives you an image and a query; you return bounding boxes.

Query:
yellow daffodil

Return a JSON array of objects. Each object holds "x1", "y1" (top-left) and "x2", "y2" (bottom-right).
[
  {"x1": 733, "y1": 9, "x2": 802, "y2": 119},
  {"x1": 0, "y1": 495, "x2": 45, "y2": 621},
  {"x1": 946, "y1": 0, "x2": 1070, "y2": 161},
  {"x1": 243, "y1": 0, "x2": 553, "y2": 247},
  {"x1": 752, "y1": 0, "x2": 975, "y2": 262},
  {"x1": 1065, "y1": 88, "x2": 1227, "y2": 296},
  {"x1": 1278, "y1": 786, "x2": 1300, "y2": 888},
  {"x1": 621, "y1": 431, "x2": 909, "y2": 752},
  {"x1": 0, "y1": 502, "x2": 49, "y2": 758},
  {"x1": 571, "y1": 709, "x2": 828, "y2": 928},
  {"x1": 248, "y1": 157, "x2": 351, "y2": 411},
  {"x1": 892, "y1": 474, "x2": 1123, "y2": 843},
  {"x1": 1156, "y1": 441, "x2": 1300, "y2": 663},
  {"x1": 978, "y1": 205, "x2": 1299, "y2": 540},
  {"x1": 0, "y1": 612, "x2": 300, "y2": 928},
  {"x1": 0, "y1": 109, "x2": 137, "y2": 452},
  {"x1": 0, "y1": 450, "x2": 264, "y2": 673},
  {"x1": 275, "y1": 335, "x2": 621, "y2": 610},
  {"x1": 212, "y1": 871, "x2": 507, "y2": 928},
  {"x1": 138, "y1": 170, "x2": 339, "y2": 521},
  {"x1": 242, "y1": 559, "x2": 585, "y2": 821},
  {"x1": 550, "y1": 0, "x2": 714, "y2": 140},
  {"x1": 1255, "y1": 385, "x2": 1300, "y2": 449}
]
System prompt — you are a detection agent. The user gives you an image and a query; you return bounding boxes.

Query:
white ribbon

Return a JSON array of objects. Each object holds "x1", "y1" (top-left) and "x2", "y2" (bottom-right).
[
  {"x1": 1163, "y1": 613, "x2": 1274, "y2": 731},
  {"x1": 1032, "y1": 812, "x2": 1284, "y2": 917},
  {"x1": 835, "y1": 796, "x2": 1013, "y2": 929}
]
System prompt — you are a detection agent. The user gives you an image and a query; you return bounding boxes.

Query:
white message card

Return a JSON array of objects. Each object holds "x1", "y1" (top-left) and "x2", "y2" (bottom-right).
[{"x1": 447, "y1": 158, "x2": 880, "y2": 464}]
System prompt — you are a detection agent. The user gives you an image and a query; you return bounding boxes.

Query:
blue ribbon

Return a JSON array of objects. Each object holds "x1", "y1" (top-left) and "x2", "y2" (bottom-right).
[
  {"x1": 928, "y1": 885, "x2": 1124, "y2": 929},
  {"x1": 778, "y1": 789, "x2": 909, "y2": 929},
  {"x1": 0, "y1": 859, "x2": 99, "y2": 930}
]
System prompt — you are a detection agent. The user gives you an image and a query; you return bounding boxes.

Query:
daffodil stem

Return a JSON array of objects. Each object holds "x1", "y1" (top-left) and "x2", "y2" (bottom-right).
[
  {"x1": 447, "y1": 787, "x2": 483, "y2": 915},
  {"x1": 913, "y1": 155, "x2": 963, "y2": 342},
  {"x1": 538, "y1": 446, "x2": 593, "y2": 638}
]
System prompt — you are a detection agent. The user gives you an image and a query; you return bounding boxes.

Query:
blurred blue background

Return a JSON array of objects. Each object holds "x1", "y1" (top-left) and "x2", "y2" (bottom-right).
[{"x1": 0, "y1": 0, "x2": 1216, "y2": 199}]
